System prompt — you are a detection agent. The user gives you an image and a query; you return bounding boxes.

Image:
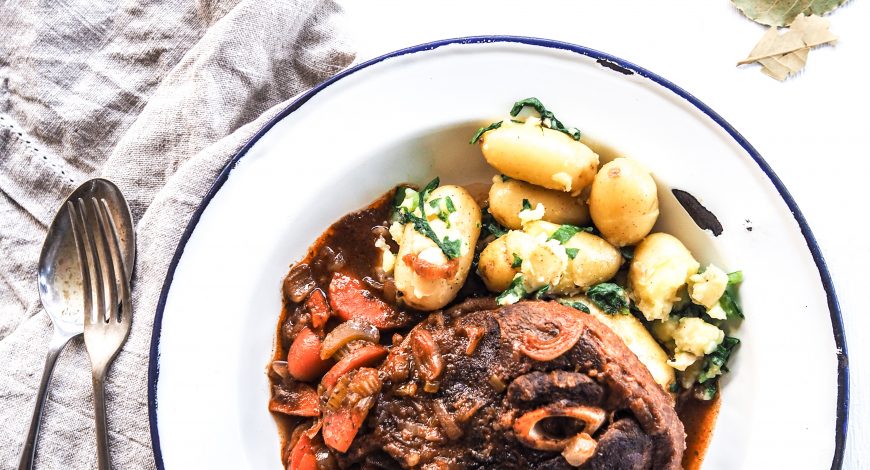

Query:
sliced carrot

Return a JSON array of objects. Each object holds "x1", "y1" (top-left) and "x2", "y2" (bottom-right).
[
  {"x1": 269, "y1": 382, "x2": 320, "y2": 417},
  {"x1": 320, "y1": 344, "x2": 388, "y2": 391},
  {"x1": 328, "y1": 272, "x2": 409, "y2": 329},
  {"x1": 287, "y1": 327, "x2": 332, "y2": 382},
  {"x1": 322, "y1": 368, "x2": 381, "y2": 453},
  {"x1": 306, "y1": 288, "x2": 331, "y2": 329},
  {"x1": 287, "y1": 434, "x2": 316, "y2": 470},
  {"x1": 322, "y1": 408, "x2": 356, "y2": 453}
]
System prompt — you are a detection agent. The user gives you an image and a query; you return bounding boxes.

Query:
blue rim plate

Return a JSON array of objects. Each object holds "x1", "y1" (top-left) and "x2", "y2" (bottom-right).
[{"x1": 148, "y1": 36, "x2": 848, "y2": 469}]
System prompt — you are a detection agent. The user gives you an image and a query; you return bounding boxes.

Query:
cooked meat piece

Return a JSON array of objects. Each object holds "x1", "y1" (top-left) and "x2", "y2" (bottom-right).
[
  {"x1": 352, "y1": 299, "x2": 684, "y2": 469},
  {"x1": 587, "y1": 418, "x2": 653, "y2": 470}
]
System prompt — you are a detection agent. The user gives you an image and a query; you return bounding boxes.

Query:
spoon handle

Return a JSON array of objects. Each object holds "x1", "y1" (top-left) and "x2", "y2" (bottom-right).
[{"x1": 17, "y1": 330, "x2": 74, "y2": 470}]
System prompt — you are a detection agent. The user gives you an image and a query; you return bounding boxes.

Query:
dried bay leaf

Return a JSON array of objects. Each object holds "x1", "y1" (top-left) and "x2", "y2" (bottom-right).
[
  {"x1": 732, "y1": 0, "x2": 849, "y2": 26},
  {"x1": 759, "y1": 48, "x2": 809, "y2": 80},
  {"x1": 804, "y1": 0, "x2": 850, "y2": 17},
  {"x1": 738, "y1": 14, "x2": 837, "y2": 80}
]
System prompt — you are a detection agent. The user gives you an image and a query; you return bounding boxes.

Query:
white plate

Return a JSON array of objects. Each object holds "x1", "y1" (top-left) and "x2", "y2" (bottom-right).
[{"x1": 148, "y1": 37, "x2": 848, "y2": 469}]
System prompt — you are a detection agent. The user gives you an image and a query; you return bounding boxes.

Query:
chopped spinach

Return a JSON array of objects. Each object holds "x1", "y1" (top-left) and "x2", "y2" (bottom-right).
[
  {"x1": 698, "y1": 336, "x2": 740, "y2": 384},
  {"x1": 718, "y1": 270, "x2": 744, "y2": 319},
  {"x1": 469, "y1": 121, "x2": 503, "y2": 144},
  {"x1": 587, "y1": 282, "x2": 629, "y2": 314},
  {"x1": 694, "y1": 380, "x2": 719, "y2": 401},
  {"x1": 727, "y1": 271, "x2": 743, "y2": 285},
  {"x1": 509, "y1": 97, "x2": 581, "y2": 141}
]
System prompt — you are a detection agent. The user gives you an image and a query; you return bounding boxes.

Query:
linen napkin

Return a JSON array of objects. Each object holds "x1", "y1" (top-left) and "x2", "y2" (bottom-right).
[{"x1": 0, "y1": 0, "x2": 354, "y2": 467}]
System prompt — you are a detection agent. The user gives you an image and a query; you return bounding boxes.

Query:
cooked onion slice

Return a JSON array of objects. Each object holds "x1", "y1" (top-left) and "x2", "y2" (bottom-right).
[
  {"x1": 498, "y1": 302, "x2": 583, "y2": 361},
  {"x1": 410, "y1": 328, "x2": 444, "y2": 382},
  {"x1": 320, "y1": 319, "x2": 380, "y2": 360}
]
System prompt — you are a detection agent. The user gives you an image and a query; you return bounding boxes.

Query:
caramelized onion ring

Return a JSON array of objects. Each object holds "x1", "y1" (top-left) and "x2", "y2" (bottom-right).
[
  {"x1": 498, "y1": 302, "x2": 583, "y2": 361},
  {"x1": 320, "y1": 319, "x2": 380, "y2": 360}
]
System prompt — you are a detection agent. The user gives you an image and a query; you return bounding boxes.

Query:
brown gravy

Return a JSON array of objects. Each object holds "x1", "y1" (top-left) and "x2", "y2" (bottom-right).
[{"x1": 270, "y1": 189, "x2": 718, "y2": 468}]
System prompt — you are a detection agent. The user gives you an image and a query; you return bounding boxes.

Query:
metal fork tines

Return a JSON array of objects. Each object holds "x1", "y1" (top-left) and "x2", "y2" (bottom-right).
[{"x1": 68, "y1": 197, "x2": 132, "y2": 470}]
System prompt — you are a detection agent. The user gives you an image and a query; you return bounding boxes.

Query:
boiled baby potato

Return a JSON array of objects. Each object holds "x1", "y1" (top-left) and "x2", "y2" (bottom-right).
[
  {"x1": 479, "y1": 121, "x2": 599, "y2": 194},
  {"x1": 488, "y1": 176, "x2": 590, "y2": 230},
  {"x1": 524, "y1": 221, "x2": 620, "y2": 290},
  {"x1": 588, "y1": 157, "x2": 659, "y2": 247},
  {"x1": 563, "y1": 295, "x2": 675, "y2": 390},
  {"x1": 477, "y1": 230, "x2": 537, "y2": 292},
  {"x1": 563, "y1": 231, "x2": 622, "y2": 288},
  {"x1": 629, "y1": 233, "x2": 700, "y2": 321},
  {"x1": 478, "y1": 220, "x2": 620, "y2": 295},
  {"x1": 394, "y1": 185, "x2": 481, "y2": 311}
]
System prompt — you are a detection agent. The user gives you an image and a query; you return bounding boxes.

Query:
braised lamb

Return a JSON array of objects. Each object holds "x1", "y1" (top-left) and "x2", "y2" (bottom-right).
[{"x1": 340, "y1": 299, "x2": 685, "y2": 469}]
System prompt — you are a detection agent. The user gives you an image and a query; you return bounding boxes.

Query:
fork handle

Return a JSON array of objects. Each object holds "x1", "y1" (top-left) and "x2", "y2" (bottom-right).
[
  {"x1": 91, "y1": 366, "x2": 112, "y2": 470},
  {"x1": 18, "y1": 330, "x2": 75, "y2": 470}
]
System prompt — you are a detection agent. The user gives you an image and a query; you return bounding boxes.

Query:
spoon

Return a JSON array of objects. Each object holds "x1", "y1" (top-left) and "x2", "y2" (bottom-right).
[{"x1": 18, "y1": 178, "x2": 135, "y2": 470}]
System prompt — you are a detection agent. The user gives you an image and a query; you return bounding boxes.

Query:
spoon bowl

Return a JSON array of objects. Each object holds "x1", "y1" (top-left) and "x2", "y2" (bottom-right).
[
  {"x1": 18, "y1": 178, "x2": 135, "y2": 470},
  {"x1": 37, "y1": 179, "x2": 135, "y2": 333}
]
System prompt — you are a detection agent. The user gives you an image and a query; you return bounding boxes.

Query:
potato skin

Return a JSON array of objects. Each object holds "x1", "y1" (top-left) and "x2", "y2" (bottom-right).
[
  {"x1": 480, "y1": 122, "x2": 599, "y2": 194},
  {"x1": 478, "y1": 220, "x2": 620, "y2": 294},
  {"x1": 394, "y1": 185, "x2": 481, "y2": 311},
  {"x1": 488, "y1": 177, "x2": 590, "y2": 230},
  {"x1": 564, "y1": 232, "x2": 622, "y2": 288},
  {"x1": 629, "y1": 233, "x2": 700, "y2": 321},
  {"x1": 588, "y1": 158, "x2": 659, "y2": 247},
  {"x1": 477, "y1": 230, "x2": 537, "y2": 292}
]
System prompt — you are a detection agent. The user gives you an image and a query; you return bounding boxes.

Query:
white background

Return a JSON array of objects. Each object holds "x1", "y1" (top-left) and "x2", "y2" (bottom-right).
[{"x1": 341, "y1": 1, "x2": 869, "y2": 468}]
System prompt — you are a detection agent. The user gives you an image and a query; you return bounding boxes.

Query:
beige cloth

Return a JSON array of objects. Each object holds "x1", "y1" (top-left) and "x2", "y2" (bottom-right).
[{"x1": 0, "y1": 1, "x2": 354, "y2": 467}]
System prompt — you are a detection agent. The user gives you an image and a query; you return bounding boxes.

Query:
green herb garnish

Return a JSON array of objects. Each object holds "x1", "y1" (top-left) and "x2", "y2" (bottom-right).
[
  {"x1": 510, "y1": 97, "x2": 581, "y2": 141},
  {"x1": 565, "y1": 247, "x2": 579, "y2": 259},
  {"x1": 511, "y1": 253, "x2": 523, "y2": 268},
  {"x1": 469, "y1": 121, "x2": 503, "y2": 144},
  {"x1": 395, "y1": 177, "x2": 462, "y2": 260},
  {"x1": 482, "y1": 206, "x2": 508, "y2": 238},
  {"x1": 548, "y1": 224, "x2": 591, "y2": 244},
  {"x1": 497, "y1": 275, "x2": 527, "y2": 305},
  {"x1": 445, "y1": 197, "x2": 456, "y2": 213},
  {"x1": 558, "y1": 298, "x2": 591, "y2": 314},
  {"x1": 533, "y1": 285, "x2": 550, "y2": 300},
  {"x1": 521, "y1": 199, "x2": 532, "y2": 211},
  {"x1": 587, "y1": 283, "x2": 629, "y2": 314}
]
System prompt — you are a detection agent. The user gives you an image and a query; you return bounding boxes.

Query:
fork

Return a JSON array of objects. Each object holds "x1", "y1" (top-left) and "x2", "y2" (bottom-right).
[{"x1": 68, "y1": 198, "x2": 132, "y2": 470}]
